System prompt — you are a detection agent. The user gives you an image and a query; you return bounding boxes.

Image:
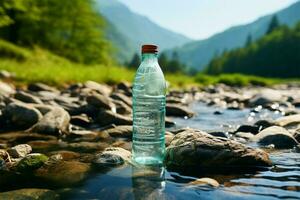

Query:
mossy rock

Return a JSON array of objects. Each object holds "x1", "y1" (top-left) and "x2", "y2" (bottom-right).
[{"x1": 16, "y1": 153, "x2": 48, "y2": 172}]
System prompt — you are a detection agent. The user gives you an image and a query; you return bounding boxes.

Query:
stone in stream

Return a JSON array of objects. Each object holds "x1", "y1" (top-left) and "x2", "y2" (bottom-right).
[
  {"x1": 187, "y1": 178, "x2": 220, "y2": 187},
  {"x1": 93, "y1": 147, "x2": 131, "y2": 167},
  {"x1": 86, "y1": 93, "x2": 116, "y2": 111},
  {"x1": 113, "y1": 99, "x2": 132, "y2": 115},
  {"x1": 2, "y1": 102, "x2": 43, "y2": 129},
  {"x1": 8, "y1": 144, "x2": 32, "y2": 158},
  {"x1": 103, "y1": 125, "x2": 132, "y2": 138},
  {"x1": 70, "y1": 114, "x2": 92, "y2": 128},
  {"x1": 35, "y1": 160, "x2": 90, "y2": 186},
  {"x1": 208, "y1": 131, "x2": 228, "y2": 138},
  {"x1": 294, "y1": 129, "x2": 300, "y2": 143},
  {"x1": 96, "y1": 110, "x2": 132, "y2": 126},
  {"x1": 252, "y1": 126, "x2": 299, "y2": 149},
  {"x1": 166, "y1": 104, "x2": 194, "y2": 118},
  {"x1": 30, "y1": 107, "x2": 70, "y2": 135},
  {"x1": 16, "y1": 153, "x2": 48, "y2": 172},
  {"x1": 235, "y1": 132, "x2": 255, "y2": 140},
  {"x1": 165, "y1": 117, "x2": 176, "y2": 127},
  {"x1": 274, "y1": 114, "x2": 300, "y2": 129},
  {"x1": 0, "y1": 188, "x2": 59, "y2": 200},
  {"x1": 28, "y1": 82, "x2": 58, "y2": 93},
  {"x1": 254, "y1": 120, "x2": 275, "y2": 130},
  {"x1": 249, "y1": 89, "x2": 284, "y2": 107},
  {"x1": 165, "y1": 129, "x2": 271, "y2": 171},
  {"x1": 15, "y1": 91, "x2": 43, "y2": 104},
  {"x1": 235, "y1": 125, "x2": 260, "y2": 134}
]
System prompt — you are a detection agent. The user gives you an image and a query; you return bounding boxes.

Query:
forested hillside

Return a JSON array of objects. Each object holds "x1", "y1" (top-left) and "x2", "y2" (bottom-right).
[
  {"x1": 205, "y1": 20, "x2": 300, "y2": 78},
  {"x1": 0, "y1": 0, "x2": 112, "y2": 64}
]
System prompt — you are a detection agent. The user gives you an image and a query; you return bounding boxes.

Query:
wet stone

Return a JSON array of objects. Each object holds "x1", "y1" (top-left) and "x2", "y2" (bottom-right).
[
  {"x1": 93, "y1": 147, "x2": 131, "y2": 167},
  {"x1": 8, "y1": 144, "x2": 32, "y2": 158},
  {"x1": 16, "y1": 153, "x2": 48, "y2": 172},
  {"x1": 15, "y1": 91, "x2": 43, "y2": 104},
  {"x1": 0, "y1": 188, "x2": 59, "y2": 200}
]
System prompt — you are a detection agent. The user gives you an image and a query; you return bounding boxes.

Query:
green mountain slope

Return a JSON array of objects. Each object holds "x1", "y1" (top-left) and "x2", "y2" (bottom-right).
[
  {"x1": 170, "y1": 1, "x2": 300, "y2": 70},
  {"x1": 96, "y1": 0, "x2": 191, "y2": 62}
]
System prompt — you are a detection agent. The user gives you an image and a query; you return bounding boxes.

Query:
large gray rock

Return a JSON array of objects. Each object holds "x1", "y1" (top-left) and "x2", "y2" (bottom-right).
[
  {"x1": 0, "y1": 188, "x2": 59, "y2": 200},
  {"x1": 86, "y1": 93, "x2": 115, "y2": 111},
  {"x1": 8, "y1": 144, "x2": 32, "y2": 158},
  {"x1": 166, "y1": 104, "x2": 194, "y2": 118},
  {"x1": 31, "y1": 107, "x2": 70, "y2": 135},
  {"x1": 2, "y1": 102, "x2": 42, "y2": 129},
  {"x1": 252, "y1": 126, "x2": 299, "y2": 149},
  {"x1": 93, "y1": 147, "x2": 131, "y2": 166},
  {"x1": 274, "y1": 114, "x2": 300, "y2": 129},
  {"x1": 165, "y1": 129, "x2": 271, "y2": 171},
  {"x1": 249, "y1": 89, "x2": 284, "y2": 107},
  {"x1": 96, "y1": 110, "x2": 132, "y2": 126},
  {"x1": 15, "y1": 91, "x2": 43, "y2": 104}
]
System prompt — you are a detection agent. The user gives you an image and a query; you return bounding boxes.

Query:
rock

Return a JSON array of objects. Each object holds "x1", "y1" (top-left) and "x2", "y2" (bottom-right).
[
  {"x1": 0, "y1": 149, "x2": 7, "y2": 159},
  {"x1": 253, "y1": 126, "x2": 299, "y2": 149},
  {"x1": 165, "y1": 129, "x2": 271, "y2": 171},
  {"x1": 166, "y1": 104, "x2": 194, "y2": 118},
  {"x1": 116, "y1": 82, "x2": 132, "y2": 96},
  {"x1": 213, "y1": 110, "x2": 223, "y2": 115},
  {"x1": 208, "y1": 131, "x2": 228, "y2": 138},
  {"x1": 68, "y1": 130, "x2": 98, "y2": 140},
  {"x1": 0, "y1": 81, "x2": 15, "y2": 96},
  {"x1": 29, "y1": 104, "x2": 54, "y2": 115},
  {"x1": 235, "y1": 132, "x2": 254, "y2": 140},
  {"x1": 15, "y1": 91, "x2": 43, "y2": 104},
  {"x1": 16, "y1": 153, "x2": 48, "y2": 172},
  {"x1": 165, "y1": 132, "x2": 175, "y2": 146},
  {"x1": 49, "y1": 150, "x2": 80, "y2": 161},
  {"x1": 235, "y1": 125, "x2": 260, "y2": 134},
  {"x1": 165, "y1": 117, "x2": 176, "y2": 127},
  {"x1": 275, "y1": 114, "x2": 300, "y2": 129},
  {"x1": 31, "y1": 107, "x2": 70, "y2": 135},
  {"x1": 110, "y1": 92, "x2": 132, "y2": 106},
  {"x1": 188, "y1": 178, "x2": 220, "y2": 187},
  {"x1": 96, "y1": 110, "x2": 132, "y2": 126},
  {"x1": 93, "y1": 147, "x2": 131, "y2": 166},
  {"x1": 103, "y1": 125, "x2": 132, "y2": 138},
  {"x1": 28, "y1": 83, "x2": 58, "y2": 92},
  {"x1": 249, "y1": 89, "x2": 283, "y2": 107},
  {"x1": 113, "y1": 99, "x2": 132, "y2": 115},
  {"x1": 70, "y1": 115, "x2": 91, "y2": 128},
  {"x1": 2, "y1": 102, "x2": 42, "y2": 129},
  {"x1": 8, "y1": 144, "x2": 32, "y2": 158},
  {"x1": 36, "y1": 160, "x2": 90, "y2": 186},
  {"x1": 0, "y1": 188, "x2": 59, "y2": 200},
  {"x1": 67, "y1": 142, "x2": 108, "y2": 153},
  {"x1": 84, "y1": 81, "x2": 111, "y2": 96},
  {"x1": 86, "y1": 93, "x2": 115, "y2": 111},
  {"x1": 254, "y1": 120, "x2": 274, "y2": 130}
]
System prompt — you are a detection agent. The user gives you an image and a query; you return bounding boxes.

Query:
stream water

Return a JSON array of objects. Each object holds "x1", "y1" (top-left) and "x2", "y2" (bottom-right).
[{"x1": 58, "y1": 103, "x2": 300, "y2": 200}]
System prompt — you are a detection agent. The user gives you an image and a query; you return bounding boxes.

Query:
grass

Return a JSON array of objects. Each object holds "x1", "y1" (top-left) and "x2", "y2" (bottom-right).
[{"x1": 0, "y1": 40, "x2": 298, "y2": 87}]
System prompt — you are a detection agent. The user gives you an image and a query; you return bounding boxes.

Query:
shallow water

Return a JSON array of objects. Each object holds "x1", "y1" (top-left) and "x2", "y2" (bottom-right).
[
  {"x1": 58, "y1": 103, "x2": 300, "y2": 200},
  {"x1": 1, "y1": 103, "x2": 299, "y2": 199}
]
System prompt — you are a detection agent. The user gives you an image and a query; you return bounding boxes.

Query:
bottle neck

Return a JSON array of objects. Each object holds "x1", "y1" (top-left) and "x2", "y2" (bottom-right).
[{"x1": 141, "y1": 53, "x2": 158, "y2": 62}]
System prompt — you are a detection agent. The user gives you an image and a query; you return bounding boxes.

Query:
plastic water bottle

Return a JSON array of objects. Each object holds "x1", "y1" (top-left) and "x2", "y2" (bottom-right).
[{"x1": 132, "y1": 44, "x2": 166, "y2": 165}]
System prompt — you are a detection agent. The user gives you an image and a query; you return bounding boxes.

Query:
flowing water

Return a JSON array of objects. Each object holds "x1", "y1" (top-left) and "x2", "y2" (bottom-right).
[{"x1": 1, "y1": 103, "x2": 300, "y2": 199}]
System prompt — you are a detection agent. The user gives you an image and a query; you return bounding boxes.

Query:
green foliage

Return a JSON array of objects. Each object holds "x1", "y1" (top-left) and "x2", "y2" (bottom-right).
[
  {"x1": 159, "y1": 52, "x2": 188, "y2": 74},
  {"x1": 266, "y1": 15, "x2": 280, "y2": 34},
  {"x1": 206, "y1": 22, "x2": 300, "y2": 78},
  {"x1": 0, "y1": 39, "x2": 30, "y2": 60},
  {"x1": 16, "y1": 154, "x2": 48, "y2": 172},
  {"x1": 0, "y1": 0, "x2": 112, "y2": 64}
]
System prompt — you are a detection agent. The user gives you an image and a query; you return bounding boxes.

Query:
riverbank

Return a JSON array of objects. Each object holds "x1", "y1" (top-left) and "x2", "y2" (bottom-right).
[{"x1": 0, "y1": 79, "x2": 299, "y2": 199}]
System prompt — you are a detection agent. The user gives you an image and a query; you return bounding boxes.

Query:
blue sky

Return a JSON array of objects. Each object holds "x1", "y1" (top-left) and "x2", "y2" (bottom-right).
[{"x1": 119, "y1": 0, "x2": 298, "y2": 39}]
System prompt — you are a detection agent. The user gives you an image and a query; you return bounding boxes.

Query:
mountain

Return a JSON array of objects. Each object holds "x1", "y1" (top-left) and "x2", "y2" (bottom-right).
[
  {"x1": 95, "y1": 0, "x2": 192, "y2": 62},
  {"x1": 169, "y1": 1, "x2": 300, "y2": 70}
]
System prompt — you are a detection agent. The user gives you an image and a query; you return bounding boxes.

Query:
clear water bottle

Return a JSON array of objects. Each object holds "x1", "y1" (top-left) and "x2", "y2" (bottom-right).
[{"x1": 132, "y1": 44, "x2": 166, "y2": 165}]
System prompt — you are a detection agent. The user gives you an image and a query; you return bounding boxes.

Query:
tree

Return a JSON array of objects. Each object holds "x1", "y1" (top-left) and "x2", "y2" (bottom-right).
[
  {"x1": 245, "y1": 34, "x2": 252, "y2": 46},
  {"x1": 266, "y1": 15, "x2": 280, "y2": 35},
  {"x1": 158, "y1": 52, "x2": 168, "y2": 72},
  {"x1": 127, "y1": 53, "x2": 140, "y2": 68}
]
